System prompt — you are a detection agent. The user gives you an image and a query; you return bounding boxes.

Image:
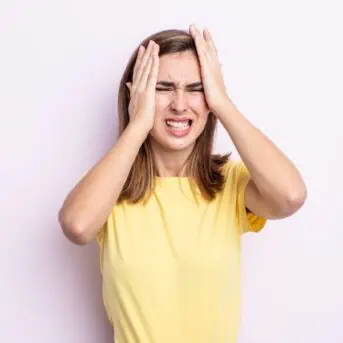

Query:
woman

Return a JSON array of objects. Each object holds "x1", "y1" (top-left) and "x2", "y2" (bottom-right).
[{"x1": 59, "y1": 24, "x2": 307, "y2": 343}]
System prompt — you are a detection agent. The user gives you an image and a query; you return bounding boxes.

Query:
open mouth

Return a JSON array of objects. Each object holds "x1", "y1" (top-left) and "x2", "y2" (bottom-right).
[{"x1": 165, "y1": 119, "x2": 193, "y2": 130}]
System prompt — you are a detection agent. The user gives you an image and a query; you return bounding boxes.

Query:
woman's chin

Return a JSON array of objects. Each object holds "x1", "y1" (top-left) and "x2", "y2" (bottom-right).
[{"x1": 149, "y1": 133, "x2": 195, "y2": 152}]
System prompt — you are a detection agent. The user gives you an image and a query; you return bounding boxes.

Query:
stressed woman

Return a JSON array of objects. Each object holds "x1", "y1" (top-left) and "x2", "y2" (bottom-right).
[{"x1": 58, "y1": 25, "x2": 307, "y2": 343}]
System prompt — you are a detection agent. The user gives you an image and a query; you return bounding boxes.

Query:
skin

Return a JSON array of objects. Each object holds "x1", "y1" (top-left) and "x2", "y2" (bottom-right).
[
  {"x1": 124, "y1": 26, "x2": 306, "y2": 219},
  {"x1": 58, "y1": 25, "x2": 306, "y2": 248},
  {"x1": 59, "y1": 25, "x2": 306, "y2": 247},
  {"x1": 148, "y1": 50, "x2": 210, "y2": 177},
  {"x1": 125, "y1": 25, "x2": 227, "y2": 177},
  {"x1": 143, "y1": 25, "x2": 229, "y2": 177}
]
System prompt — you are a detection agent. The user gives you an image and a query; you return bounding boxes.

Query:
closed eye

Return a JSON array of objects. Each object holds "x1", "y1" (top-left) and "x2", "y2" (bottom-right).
[
  {"x1": 156, "y1": 88, "x2": 171, "y2": 91},
  {"x1": 156, "y1": 88, "x2": 204, "y2": 92}
]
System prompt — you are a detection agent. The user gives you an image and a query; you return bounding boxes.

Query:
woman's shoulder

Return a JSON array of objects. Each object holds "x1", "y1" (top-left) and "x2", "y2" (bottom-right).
[{"x1": 218, "y1": 156, "x2": 243, "y2": 175}]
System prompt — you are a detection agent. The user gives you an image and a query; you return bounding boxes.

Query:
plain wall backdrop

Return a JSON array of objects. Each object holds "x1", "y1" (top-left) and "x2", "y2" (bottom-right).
[{"x1": 1, "y1": 0, "x2": 342, "y2": 342}]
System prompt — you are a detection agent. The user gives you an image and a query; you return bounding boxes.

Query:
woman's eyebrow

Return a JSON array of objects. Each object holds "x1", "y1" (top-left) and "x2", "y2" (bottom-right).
[{"x1": 156, "y1": 81, "x2": 203, "y2": 88}]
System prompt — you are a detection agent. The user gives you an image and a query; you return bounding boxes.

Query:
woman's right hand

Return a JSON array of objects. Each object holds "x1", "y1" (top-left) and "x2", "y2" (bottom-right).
[{"x1": 126, "y1": 40, "x2": 160, "y2": 134}]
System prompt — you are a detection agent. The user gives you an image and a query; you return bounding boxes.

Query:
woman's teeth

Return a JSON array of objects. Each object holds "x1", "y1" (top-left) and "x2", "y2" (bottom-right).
[{"x1": 166, "y1": 120, "x2": 191, "y2": 130}]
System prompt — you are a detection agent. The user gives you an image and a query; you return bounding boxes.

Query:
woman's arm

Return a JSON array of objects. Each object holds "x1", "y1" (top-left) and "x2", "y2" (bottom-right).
[
  {"x1": 58, "y1": 121, "x2": 148, "y2": 245},
  {"x1": 187, "y1": 25, "x2": 307, "y2": 219},
  {"x1": 214, "y1": 99, "x2": 307, "y2": 218},
  {"x1": 59, "y1": 40, "x2": 159, "y2": 245}
]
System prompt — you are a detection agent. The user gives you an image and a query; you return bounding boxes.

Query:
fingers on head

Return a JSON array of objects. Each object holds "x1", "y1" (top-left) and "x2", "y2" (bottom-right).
[
  {"x1": 132, "y1": 41, "x2": 159, "y2": 92},
  {"x1": 147, "y1": 46, "x2": 159, "y2": 90},
  {"x1": 138, "y1": 53, "x2": 154, "y2": 91},
  {"x1": 133, "y1": 42, "x2": 152, "y2": 85},
  {"x1": 133, "y1": 45, "x2": 145, "y2": 82},
  {"x1": 203, "y1": 28, "x2": 217, "y2": 55}
]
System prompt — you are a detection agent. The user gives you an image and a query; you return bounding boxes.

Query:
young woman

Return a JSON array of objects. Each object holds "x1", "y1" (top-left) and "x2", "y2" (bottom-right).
[{"x1": 59, "y1": 25, "x2": 307, "y2": 343}]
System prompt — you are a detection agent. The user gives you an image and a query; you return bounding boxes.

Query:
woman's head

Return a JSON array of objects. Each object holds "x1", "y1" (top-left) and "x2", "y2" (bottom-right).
[
  {"x1": 117, "y1": 29, "x2": 231, "y2": 203},
  {"x1": 120, "y1": 30, "x2": 212, "y2": 151},
  {"x1": 150, "y1": 48, "x2": 209, "y2": 154}
]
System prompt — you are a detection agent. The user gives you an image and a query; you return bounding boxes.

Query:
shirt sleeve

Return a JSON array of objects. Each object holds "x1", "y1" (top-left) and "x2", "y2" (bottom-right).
[
  {"x1": 96, "y1": 221, "x2": 107, "y2": 275},
  {"x1": 95, "y1": 219, "x2": 114, "y2": 326},
  {"x1": 233, "y1": 160, "x2": 268, "y2": 234}
]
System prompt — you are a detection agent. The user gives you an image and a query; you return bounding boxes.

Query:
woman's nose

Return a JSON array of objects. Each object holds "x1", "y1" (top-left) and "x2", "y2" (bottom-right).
[{"x1": 170, "y1": 90, "x2": 188, "y2": 113}]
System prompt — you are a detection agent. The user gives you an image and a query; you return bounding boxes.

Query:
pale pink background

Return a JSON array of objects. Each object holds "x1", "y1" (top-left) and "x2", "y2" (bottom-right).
[{"x1": 1, "y1": 0, "x2": 342, "y2": 342}]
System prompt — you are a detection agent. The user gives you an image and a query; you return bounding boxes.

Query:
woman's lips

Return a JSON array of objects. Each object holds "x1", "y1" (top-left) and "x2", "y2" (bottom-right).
[{"x1": 165, "y1": 120, "x2": 192, "y2": 137}]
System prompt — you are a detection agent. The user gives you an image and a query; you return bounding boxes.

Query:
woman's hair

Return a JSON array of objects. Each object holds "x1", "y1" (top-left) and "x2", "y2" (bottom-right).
[{"x1": 117, "y1": 28, "x2": 232, "y2": 204}]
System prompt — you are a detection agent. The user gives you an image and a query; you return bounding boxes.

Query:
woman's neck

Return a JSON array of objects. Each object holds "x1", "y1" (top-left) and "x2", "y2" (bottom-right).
[{"x1": 150, "y1": 142, "x2": 194, "y2": 177}]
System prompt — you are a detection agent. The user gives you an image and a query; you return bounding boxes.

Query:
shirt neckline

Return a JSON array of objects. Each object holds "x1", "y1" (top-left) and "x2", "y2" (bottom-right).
[{"x1": 155, "y1": 176, "x2": 193, "y2": 186}]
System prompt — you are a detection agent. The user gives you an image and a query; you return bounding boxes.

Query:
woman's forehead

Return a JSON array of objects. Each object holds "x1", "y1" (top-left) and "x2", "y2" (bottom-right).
[{"x1": 158, "y1": 51, "x2": 201, "y2": 83}]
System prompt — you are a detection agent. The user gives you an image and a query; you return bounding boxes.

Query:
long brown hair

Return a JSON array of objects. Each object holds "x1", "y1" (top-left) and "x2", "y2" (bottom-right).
[{"x1": 117, "y1": 28, "x2": 232, "y2": 204}]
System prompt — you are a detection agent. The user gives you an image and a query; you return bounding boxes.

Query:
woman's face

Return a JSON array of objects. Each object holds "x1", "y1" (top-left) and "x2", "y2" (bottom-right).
[{"x1": 148, "y1": 50, "x2": 210, "y2": 152}]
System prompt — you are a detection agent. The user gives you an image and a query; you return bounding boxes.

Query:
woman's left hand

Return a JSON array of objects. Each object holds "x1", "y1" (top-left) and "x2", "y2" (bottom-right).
[{"x1": 189, "y1": 24, "x2": 231, "y2": 114}]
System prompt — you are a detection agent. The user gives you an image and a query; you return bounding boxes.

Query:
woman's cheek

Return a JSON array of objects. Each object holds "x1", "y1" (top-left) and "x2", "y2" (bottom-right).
[
  {"x1": 155, "y1": 94, "x2": 170, "y2": 111},
  {"x1": 189, "y1": 94, "x2": 209, "y2": 112}
]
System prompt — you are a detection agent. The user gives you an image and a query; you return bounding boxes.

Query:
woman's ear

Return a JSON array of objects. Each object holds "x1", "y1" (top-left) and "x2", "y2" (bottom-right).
[{"x1": 126, "y1": 82, "x2": 132, "y2": 91}]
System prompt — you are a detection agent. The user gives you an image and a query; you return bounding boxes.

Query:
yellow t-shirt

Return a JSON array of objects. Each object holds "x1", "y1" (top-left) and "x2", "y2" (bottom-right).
[{"x1": 96, "y1": 159, "x2": 267, "y2": 343}]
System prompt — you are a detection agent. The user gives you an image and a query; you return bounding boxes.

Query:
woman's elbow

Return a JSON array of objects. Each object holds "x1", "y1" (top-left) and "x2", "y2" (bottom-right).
[{"x1": 58, "y1": 210, "x2": 93, "y2": 246}]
